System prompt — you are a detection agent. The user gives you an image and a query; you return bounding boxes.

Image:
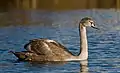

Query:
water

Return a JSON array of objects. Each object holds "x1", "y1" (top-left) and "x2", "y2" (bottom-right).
[{"x1": 0, "y1": 9, "x2": 120, "y2": 73}]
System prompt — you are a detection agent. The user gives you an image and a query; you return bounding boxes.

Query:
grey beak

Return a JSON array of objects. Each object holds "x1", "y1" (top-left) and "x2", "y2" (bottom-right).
[{"x1": 91, "y1": 26, "x2": 100, "y2": 30}]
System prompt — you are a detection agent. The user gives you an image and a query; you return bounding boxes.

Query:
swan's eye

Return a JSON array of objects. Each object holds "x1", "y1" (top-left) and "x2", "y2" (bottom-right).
[
  {"x1": 90, "y1": 22, "x2": 93, "y2": 24},
  {"x1": 89, "y1": 21, "x2": 95, "y2": 26}
]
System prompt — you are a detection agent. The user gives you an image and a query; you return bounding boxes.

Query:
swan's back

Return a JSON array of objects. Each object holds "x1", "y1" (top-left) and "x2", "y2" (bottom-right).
[{"x1": 24, "y1": 38, "x2": 74, "y2": 61}]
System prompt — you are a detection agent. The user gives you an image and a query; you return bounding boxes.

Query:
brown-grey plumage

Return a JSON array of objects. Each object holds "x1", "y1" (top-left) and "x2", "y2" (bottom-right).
[
  {"x1": 11, "y1": 17, "x2": 98, "y2": 62},
  {"x1": 24, "y1": 38, "x2": 73, "y2": 55}
]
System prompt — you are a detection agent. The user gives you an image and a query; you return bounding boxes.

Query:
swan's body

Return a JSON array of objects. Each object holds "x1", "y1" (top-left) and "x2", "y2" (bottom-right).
[{"x1": 11, "y1": 17, "x2": 98, "y2": 62}]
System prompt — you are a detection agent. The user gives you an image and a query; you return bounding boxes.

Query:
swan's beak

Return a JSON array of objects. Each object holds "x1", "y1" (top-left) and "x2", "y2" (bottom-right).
[{"x1": 91, "y1": 26, "x2": 100, "y2": 30}]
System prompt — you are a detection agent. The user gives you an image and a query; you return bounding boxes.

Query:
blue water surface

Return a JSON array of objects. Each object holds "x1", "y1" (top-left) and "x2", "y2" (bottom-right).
[{"x1": 0, "y1": 9, "x2": 120, "y2": 73}]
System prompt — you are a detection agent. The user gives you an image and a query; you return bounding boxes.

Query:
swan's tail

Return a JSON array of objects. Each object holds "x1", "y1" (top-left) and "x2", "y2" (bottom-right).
[{"x1": 9, "y1": 51, "x2": 30, "y2": 61}]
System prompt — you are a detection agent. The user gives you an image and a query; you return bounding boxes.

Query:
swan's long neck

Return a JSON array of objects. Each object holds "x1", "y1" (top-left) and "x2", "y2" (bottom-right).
[{"x1": 78, "y1": 24, "x2": 88, "y2": 60}]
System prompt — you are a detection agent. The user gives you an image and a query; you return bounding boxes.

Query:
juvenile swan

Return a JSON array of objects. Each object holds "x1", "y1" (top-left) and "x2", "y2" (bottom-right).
[{"x1": 10, "y1": 17, "x2": 98, "y2": 62}]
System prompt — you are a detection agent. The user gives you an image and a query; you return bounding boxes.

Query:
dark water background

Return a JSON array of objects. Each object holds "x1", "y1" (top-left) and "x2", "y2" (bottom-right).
[{"x1": 0, "y1": 9, "x2": 120, "y2": 73}]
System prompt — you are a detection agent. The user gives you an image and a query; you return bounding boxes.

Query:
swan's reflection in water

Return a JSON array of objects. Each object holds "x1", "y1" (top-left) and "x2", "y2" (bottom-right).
[
  {"x1": 27, "y1": 60, "x2": 88, "y2": 73},
  {"x1": 80, "y1": 60, "x2": 88, "y2": 73}
]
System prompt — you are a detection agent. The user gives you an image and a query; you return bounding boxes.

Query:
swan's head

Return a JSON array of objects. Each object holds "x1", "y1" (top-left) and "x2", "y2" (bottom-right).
[{"x1": 80, "y1": 17, "x2": 99, "y2": 29}]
